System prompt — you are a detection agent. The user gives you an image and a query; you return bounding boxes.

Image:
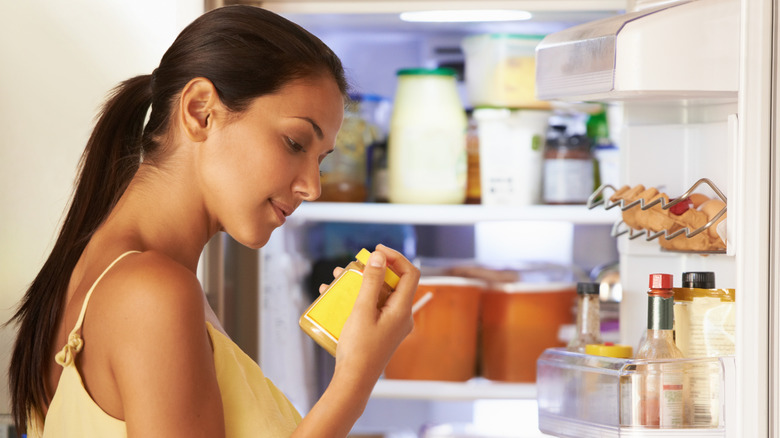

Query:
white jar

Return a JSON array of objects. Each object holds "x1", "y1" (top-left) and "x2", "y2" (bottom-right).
[{"x1": 388, "y1": 68, "x2": 467, "y2": 204}]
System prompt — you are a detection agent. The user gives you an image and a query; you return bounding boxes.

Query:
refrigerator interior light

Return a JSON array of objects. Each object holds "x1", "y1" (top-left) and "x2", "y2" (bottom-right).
[{"x1": 399, "y1": 9, "x2": 532, "y2": 23}]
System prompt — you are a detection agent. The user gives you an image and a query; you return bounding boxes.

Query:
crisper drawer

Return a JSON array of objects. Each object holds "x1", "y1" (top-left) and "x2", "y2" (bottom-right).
[{"x1": 536, "y1": 348, "x2": 736, "y2": 438}]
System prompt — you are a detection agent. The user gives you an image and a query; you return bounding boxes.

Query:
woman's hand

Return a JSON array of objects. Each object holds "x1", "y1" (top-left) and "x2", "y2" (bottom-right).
[
  {"x1": 334, "y1": 244, "x2": 420, "y2": 386},
  {"x1": 293, "y1": 244, "x2": 419, "y2": 438}
]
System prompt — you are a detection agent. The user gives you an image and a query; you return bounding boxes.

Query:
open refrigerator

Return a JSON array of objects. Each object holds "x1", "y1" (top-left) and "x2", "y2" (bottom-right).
[{"x1": 202, "y1": 0, "x2": 779, "y2": 437}]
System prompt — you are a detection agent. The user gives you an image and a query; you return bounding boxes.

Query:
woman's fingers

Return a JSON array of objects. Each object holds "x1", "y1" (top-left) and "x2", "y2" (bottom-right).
[
  {"x1": 350, "y1": 251, "x2": 386, "y2": 319},
  {"x1": 319, "y1": 266, "x2": 346, "y2": 294},
  {"x1": 373, "y1": 244, "x2": 419, "y2": 312}
]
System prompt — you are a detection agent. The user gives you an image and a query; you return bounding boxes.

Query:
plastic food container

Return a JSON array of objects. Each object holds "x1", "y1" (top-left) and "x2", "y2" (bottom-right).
[
  {"x1": 384, "y1": 276, "x2": 484, "y2": 381},
  {"x1": 473, "y1": 108, "x2": 551, "y2": 206},
  {"x1": 461, "y1": 34, "x2": 549, "y2": 109},
  {"x1": 480, "y1": 282, "x2": 576, "y2": 382}
]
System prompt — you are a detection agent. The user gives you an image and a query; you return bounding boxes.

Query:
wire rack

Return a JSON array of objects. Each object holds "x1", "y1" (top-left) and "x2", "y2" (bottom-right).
[{"x1": 587, "y1": 178, "x2": 727, "y2": 252}]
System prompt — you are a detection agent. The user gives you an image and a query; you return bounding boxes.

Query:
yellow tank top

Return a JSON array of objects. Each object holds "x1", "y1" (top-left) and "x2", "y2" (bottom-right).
[{"x1": 28, "y1": 251, "x2": 301, "y2": 437}]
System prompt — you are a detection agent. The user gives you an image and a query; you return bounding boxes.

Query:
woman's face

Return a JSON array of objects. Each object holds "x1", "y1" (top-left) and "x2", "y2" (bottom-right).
[{"x1": 197, "y1": 74, "x2": 344, "y2": 249}]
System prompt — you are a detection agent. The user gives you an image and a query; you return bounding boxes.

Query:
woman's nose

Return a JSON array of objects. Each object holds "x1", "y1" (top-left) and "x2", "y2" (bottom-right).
[{"x1": 294, "y1": 160, "x2": 322, "y2": 201}]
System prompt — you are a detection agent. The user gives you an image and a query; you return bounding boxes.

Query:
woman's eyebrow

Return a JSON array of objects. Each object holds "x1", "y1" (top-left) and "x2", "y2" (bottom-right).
[{"x1": 294, "y1": 116, "x2": 324, "y2": 140}]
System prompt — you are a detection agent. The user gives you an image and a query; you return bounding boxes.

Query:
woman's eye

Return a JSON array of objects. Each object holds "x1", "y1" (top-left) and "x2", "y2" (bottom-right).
[{"x1": 285, "y1": 137, "x2": 305, "y2": 153}]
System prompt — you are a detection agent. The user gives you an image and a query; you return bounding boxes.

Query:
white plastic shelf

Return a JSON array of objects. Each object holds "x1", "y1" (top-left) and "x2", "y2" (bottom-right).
[
  {"x1": 289, "y1": 202, "x2": 620, "y2": 225},
  {"x1": 372, "y1": 378, "x2": 536, "y2": 401}
]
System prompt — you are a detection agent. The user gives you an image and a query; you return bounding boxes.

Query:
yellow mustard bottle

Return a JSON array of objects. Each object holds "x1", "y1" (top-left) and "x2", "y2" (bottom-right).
[{"x1": 299, "y1": 248, "x2": 400, "y2": 356}]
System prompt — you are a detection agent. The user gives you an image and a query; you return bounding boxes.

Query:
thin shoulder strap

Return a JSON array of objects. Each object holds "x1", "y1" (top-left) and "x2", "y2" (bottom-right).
[{"x1": 68, "y1": 250, "x2": 142, "y2": 336}]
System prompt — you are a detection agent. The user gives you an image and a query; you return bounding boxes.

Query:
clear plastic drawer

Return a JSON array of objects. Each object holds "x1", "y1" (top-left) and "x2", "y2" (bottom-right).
[{"x1": 537, "y1": 348, "x2": 736, "y2": 437}]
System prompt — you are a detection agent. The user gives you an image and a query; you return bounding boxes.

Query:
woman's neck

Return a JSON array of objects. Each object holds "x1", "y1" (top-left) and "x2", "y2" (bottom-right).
[{"x1": 94, "y1": 160, "x2": 217, "y2": 273}]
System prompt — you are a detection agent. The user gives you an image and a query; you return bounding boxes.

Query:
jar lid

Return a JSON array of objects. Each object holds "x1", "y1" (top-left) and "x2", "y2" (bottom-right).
[
  {"x1": 586, "y1": 343, "x2": 633, "y2": 358},
  {"x1": 397, "y1": 67, "x2": 456, "y2": 77},
  {"x1": 355, "y1": 248, "x2": 400, "y2": 288},
  {"x1": 682, "y1": 271, "x2": 716, "y2": 289},
  {"x1": 577, "y1": 282, "x2": 600, "y2": 295}
]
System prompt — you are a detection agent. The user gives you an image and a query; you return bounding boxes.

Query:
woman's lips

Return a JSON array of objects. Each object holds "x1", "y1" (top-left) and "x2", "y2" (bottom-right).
[{"x1": 270, "y1": 200, "x2": 292, "y2": 225}]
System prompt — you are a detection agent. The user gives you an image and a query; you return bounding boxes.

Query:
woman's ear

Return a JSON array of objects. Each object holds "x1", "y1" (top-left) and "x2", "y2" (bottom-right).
[{"x1": 179, "y1": 77, "x2": 220, "y2": 142}]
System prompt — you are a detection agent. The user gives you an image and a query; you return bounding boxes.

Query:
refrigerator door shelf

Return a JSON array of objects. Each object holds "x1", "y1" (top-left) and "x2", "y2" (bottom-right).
[
  {"x1": 537, "y1": 348, "x2": 737, "y2": 437},
  {"x1": 536, "y1": 0, "x2": 739, "y2": 103}
]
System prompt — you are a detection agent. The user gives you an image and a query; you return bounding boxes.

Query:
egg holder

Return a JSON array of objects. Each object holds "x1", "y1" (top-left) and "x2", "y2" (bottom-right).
[{"x1": 587, "y1": 178, "x2": 728, "y2": 253}]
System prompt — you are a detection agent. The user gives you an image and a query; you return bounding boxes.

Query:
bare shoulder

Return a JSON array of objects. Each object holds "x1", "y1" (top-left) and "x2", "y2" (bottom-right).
[
  {"x1": 84, "y1": 250, "x2": 210, "y2": 364},
  {"x1": 83, "y1": 250, "x2": 224, "y2": 433},
  {"x1": 91, "y1": 250, "x2": 205, "y2": 325}
]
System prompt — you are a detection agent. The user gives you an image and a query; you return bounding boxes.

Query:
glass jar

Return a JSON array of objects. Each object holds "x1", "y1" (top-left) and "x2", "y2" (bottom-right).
[
  {"x1": 318, "y1": 97, "x2": 373, "y2": 202},
  {"x1": 542, "y1": 119, "x2": 594, "y2": 204},
  {"x1": 388, "y1": 68, "x2": 467, "y2": 204},
  {"x1": 299, "y1": 248, "x2": 399, "y2": 356}
]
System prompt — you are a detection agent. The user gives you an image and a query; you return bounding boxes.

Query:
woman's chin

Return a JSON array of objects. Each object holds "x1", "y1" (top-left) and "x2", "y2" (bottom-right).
[{"x1": 236, "y1": 230, "x2": 272, "y2": 250}]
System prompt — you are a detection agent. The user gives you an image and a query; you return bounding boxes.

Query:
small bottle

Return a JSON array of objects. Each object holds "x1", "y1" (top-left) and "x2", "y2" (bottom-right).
[
  {"x1": 567, "y1": 282, "x2": 602, "y2": 353},
  {"x1": 299, "y1": 248, "x2": 399, "y2": 356},
  {"x1": 635, "y1": 273, "x2": 685, "y2": 428},
  {"x1": 464, "y1": 110, "x2": 481, "y2": 204}
]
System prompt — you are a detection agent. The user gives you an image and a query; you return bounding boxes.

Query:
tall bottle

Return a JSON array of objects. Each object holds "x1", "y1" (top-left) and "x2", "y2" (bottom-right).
[
  {"x1": 567, "y1": 282, "x2": 602, "y2": 353},
  {"x1": 675, "y1": 271, "x2": 721, "y2": 427},
  {"x1": 635, "y1": 273, "x2": 685, "y2": 428}
]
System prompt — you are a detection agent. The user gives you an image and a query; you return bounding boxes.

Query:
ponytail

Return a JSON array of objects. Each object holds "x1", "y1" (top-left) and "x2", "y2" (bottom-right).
[{"x1": 7, "y1": 74, "x2": 153, "y2": 432}]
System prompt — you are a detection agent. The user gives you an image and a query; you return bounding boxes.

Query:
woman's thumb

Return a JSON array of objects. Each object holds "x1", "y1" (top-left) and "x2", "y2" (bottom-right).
[{"x1": 353, "y1": 251, "x2": 386, "y2": 314}]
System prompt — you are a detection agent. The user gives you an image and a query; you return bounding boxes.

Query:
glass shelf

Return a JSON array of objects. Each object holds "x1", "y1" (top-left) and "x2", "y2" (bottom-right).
[
  {"x1": 372, "y1": 378, "x2": 536, "y2": 401},
  {"x1": 289, "y1": 202, "x2": 620, "y2": 225}
]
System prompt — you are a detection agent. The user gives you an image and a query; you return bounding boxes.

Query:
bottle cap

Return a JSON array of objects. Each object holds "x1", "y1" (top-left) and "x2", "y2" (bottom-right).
[
  {"x1": 682, "y1": 271, "x2": 715, "y2": 289},
  {"x1": 576, "y1": 282, "x2": 600, "y2": 295},
  {"x1": 355, "y1": 248, "x2": 400, "y2": 289},
  {"x1": 648, "y1": 273, "x2": 673, "y2": 289},
  {"x1": 585, "y1": 342, "x2": 633, "y2": 358}
]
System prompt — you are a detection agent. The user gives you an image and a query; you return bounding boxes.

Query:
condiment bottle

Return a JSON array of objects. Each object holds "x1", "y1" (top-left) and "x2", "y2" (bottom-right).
[
  {"x1": 542, "y1": 119, "x2": 594, "y2": 204},
  {"x1": 465, "y1": 110, "x2": 481, "y2": 204},
  {"x1": 674, "y1": 271, "x2": 728, "y2": 427},
  {"x1": 567, "y1": 282, "x2": 602, "y2": 353},
  {"x1": 635, "y1": 273, "x2": 685, "y2": 427},
  {"x1": 388, "y1": 68, "x2": 467, "y2": 204},
  {"x1": 675, "y1": 271, "x2": 735, "y2": 357},
  {"x1": 299, "y1": 248, "x2": 399, "y2": 356}
]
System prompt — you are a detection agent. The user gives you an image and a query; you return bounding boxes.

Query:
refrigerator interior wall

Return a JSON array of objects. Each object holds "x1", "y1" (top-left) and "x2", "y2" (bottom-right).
[{"x1": 615, "y1": 101, "x2": 737, "y2": 353}]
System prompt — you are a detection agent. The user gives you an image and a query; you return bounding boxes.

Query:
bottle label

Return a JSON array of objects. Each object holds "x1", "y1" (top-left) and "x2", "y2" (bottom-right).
[
  {"x1": 648, "y1": 295, "x2": 674, "y2": 330},
  {"x1": 660, "y1": 369, "x2": 684, "y2": 427},
  {"x1": 389, "y1": 125, "x2": 467, "y2": 201},
  {"x1": 542, "y1": 158, "x2": 593, "y2": 203},
  {"x1": 303, "y1": 269, "x2": 364, "y2": 341}
]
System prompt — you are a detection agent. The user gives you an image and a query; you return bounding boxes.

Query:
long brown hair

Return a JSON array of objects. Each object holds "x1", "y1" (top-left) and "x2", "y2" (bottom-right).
[{"x1": 8, "y1": 5, "x2": 347, "y2": 432}]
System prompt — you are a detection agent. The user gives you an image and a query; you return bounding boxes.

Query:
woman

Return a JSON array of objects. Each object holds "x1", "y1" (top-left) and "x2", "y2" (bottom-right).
[{"x1": 8, "y1": 5, "x2": 420, "y2": 437}]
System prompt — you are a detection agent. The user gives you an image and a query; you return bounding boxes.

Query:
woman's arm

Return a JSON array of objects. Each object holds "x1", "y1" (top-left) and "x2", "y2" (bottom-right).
[{"x1": 292, "y1": 245, "x2": 420, "y2": 438}]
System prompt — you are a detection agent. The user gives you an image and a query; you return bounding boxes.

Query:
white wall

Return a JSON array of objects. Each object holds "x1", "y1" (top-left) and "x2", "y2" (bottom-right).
[{"x1": 0, "y1": 0, "x2": 202, "y2": 418}]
